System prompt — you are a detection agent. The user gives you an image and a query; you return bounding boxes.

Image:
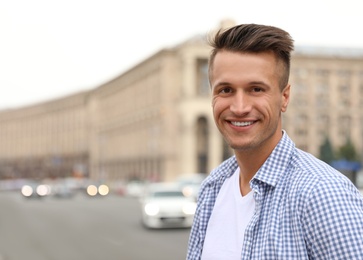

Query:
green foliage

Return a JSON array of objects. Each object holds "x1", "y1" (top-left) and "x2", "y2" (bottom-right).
[
  {"x1": 338, "y1": 138, "x2": 358, "y2": 161},
  {"x1": 319, "y1": 136, "x2": 335, "y2": 163},
  {"x1": 320, "y1": 136, "x2": 360, "y2": 163}
]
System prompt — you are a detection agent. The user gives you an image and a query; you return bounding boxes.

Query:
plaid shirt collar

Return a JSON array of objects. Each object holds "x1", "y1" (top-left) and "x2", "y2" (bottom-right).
[{"x1": 206, "y1": 130, "x2": 294, "y2": 189}]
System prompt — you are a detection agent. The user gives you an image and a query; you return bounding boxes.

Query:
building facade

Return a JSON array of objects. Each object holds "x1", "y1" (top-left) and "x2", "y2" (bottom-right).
[
  {"x1": 0, "y1": 23, "x2": 363, "y2": 183},
  {"x1": 0, "y1": 92, "x2": 90, "y2": 180},
  {"x1": 284, "y1": 47, "x2": 363, "y2": 157}
]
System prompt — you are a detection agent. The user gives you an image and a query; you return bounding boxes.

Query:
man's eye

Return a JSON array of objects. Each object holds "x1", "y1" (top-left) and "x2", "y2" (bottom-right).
[
  {"x1": 220, "y1": 88, "x2": 232, "y2": 94},
  {"x1": 252, "y1": 87, "x2": 263, "y2": 92}
]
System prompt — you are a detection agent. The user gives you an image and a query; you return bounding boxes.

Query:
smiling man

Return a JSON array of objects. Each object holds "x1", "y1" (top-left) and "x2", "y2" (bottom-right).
[{"x1": 187, "y1": 24, "x2": 363, "y2": 260}]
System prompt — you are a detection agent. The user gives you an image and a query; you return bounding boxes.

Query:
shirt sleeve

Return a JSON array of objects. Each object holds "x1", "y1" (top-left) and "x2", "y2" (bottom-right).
[
  {"x1": 303, "y1": 178, "x2": 363, "y2": 259},
  {"x1": 186, "y1": 186, "x2": 206, "y2": 260}
]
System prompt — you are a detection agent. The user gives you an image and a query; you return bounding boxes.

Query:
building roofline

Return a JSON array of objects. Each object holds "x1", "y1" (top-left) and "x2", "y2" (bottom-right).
[{"x1": 294, "y1": 45, "x2": 363, "y2": 58}]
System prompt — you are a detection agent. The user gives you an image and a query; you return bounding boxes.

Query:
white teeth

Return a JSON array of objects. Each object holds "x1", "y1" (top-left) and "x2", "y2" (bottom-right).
[{"x1": 231, "y1": 121, "x2": 253, "y2": 127}]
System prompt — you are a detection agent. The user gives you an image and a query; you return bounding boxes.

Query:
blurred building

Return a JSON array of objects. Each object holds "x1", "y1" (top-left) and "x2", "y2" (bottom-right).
[
  {"x1": 285, "y1": 46, "x2": 363, "y2": 156},
  {"x1": 0, "y1": 92, "x2": 90, "y2": 180},
  {"x1": 0, "y1": 21, "x2": 363, "y2": 183}
]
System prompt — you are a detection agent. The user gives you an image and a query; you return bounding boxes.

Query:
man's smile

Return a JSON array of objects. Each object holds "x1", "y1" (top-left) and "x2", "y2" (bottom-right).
[{"x1": 230, "y1": 121, "x2": 255, "y2": 127}]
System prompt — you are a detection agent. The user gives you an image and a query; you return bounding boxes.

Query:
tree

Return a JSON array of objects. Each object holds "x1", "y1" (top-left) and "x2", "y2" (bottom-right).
[
  {"x1": 338, "y1": 138, "x2": 358, "y2": 161},
  {"x1": 319, "y1": 136, "x2": 335, "y2": 164}
]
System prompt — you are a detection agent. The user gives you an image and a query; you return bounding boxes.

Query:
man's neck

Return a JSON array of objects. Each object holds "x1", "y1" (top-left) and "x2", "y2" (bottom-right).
[
  {"x1": 234, "y1": 140, "x2": 279, "y2": 195},
  {"x1": 236, "y1": 151, "x2": 262, "y2": 196}
]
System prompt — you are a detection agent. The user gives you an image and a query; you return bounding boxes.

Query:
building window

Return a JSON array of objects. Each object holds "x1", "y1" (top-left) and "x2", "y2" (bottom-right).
[
  {"x1": 295, "y1": 96, "x2": 308, "y2": 107},
  {"x1": 296, "y1": 114, "x2": 308, "y2": 125},
  {"x1": 293, "y1": 68, "x2": 308, "y2": 79},
  {"x1": 317, "y1": 114, "x2": 330, "y2": 137},
  {"x1": 318, "y1": 114, "x2": 330, "y2": 126},
  {"x1": 294, "y1": 82, "x2": 308, "y2": 94},
  {"x1": 295, "y1": 128, "x2": 308, "y2": 137},
  {"x1": 316, "y1": 69, "x2": 330, "y2": 78},
  {"x1": 338, "y1": 83, "x2": 350, "y2": 95},
  {"x1": 316, "y1": 95, "x2": 329, "y2": 107},
  {"x1": 196, "y1": 59, "x2": 210, "y2": 96},
  {"x1": 338, "y1": 115, "x2": 351, "y2": 139},
  {"x1": 337, "y1": 70, "x2": 351, "y2": 79},
  {"x1": 316, "y1": 82, "x2": 328, "y2": 93}
]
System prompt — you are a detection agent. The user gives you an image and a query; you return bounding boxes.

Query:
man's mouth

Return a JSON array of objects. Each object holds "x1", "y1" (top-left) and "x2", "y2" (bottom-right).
[{"x1": 230, "y1": 121, "x2": 254, "y2": 127}]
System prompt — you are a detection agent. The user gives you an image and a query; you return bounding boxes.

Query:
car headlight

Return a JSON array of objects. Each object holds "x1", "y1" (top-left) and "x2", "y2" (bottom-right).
[
  {"x1": 144, "y1": 203, "x2": 159, "y2": 216},
  {"x1": 36, "y1": 184, "x2": 50, "y2": 196},
  {"x1": 183, "y1": 202, "x2": 197, "y2": 215},
  {"x1": 98, "y1": 184, "x2": 109, "y2": 196},
  {"x1": 21, "y1": 185, "x2": 33, "y2": 197},
  {"x1": 87, "y1": 185, "x2": 98, "y2": 196}
]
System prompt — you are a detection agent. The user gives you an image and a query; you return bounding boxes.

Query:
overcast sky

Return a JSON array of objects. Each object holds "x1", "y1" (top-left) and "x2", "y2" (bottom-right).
[{"x1": 1, "y1": 0, "x2": 362, "y2": 109}]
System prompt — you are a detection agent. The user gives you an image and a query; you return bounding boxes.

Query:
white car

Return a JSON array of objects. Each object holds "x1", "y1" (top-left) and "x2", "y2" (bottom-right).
[{"x1": 140, "y1": 183, "x2": 197, "y2": 229}]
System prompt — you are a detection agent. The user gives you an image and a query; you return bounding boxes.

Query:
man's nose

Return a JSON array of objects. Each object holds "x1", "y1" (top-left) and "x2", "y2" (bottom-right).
[{"x1": 230, "y1": 92, "x2": 251, "y2": 115}]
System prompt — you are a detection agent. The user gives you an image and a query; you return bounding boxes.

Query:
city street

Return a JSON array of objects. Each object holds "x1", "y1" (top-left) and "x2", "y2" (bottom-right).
[{"x1": 0, "y1": 191, "x2": 191, "y2": 260}]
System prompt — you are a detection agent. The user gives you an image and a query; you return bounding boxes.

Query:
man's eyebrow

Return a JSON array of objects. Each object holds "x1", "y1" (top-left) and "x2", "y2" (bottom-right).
[
  {"x1": 214, "y1": 81, "x2": 231, "y2": 86},
  {"x1": 212, "y1": 81, "x2": 232, "y2": 88},
  {"x1": 249, "y1": 81, "x2": 269, "y2": 86},
  {"x1": 212, "y1": 80, "x2": 270, "y2": 88}
]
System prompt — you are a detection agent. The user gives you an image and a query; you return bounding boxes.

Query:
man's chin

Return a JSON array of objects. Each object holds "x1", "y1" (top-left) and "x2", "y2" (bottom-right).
[{"x1": 229, "y1": 142, "x2": 255, "y2": 151}]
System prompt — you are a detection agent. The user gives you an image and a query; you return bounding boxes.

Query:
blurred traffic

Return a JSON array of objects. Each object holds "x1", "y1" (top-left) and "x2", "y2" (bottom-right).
[
  {"x1": 140, "y1": 183, "x2": 197, "y2": 229},
  {"x1": 21, "y1": 181, "x2": 50, "y2": 198},
  {"x1": 0, "y1": 173, "x2": 207, "y2": 202},
  {"x1": 0, "y1": 173, "x2": 207, "y2": 258}
]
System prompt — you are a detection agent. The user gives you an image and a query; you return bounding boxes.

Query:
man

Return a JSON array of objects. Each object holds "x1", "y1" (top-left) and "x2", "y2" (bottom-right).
[{"x1": 187, "y1": 24, "x2": 363, "y2": 259}]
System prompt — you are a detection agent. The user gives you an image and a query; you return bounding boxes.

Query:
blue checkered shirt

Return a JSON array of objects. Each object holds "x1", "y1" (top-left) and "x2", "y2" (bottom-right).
[{"x1": 187, "y1": 132, "x2": 363, "y2": 259}]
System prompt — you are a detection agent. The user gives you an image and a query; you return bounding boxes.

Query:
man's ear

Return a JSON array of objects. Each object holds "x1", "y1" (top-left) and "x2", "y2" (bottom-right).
[{"x1": 281, "y1": 84, "x2": 290, "y2": 112}]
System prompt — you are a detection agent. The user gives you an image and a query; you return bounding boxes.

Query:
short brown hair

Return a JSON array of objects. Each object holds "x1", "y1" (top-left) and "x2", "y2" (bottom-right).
[{"x1": 209, "y1": 24, "x2": 294, "y2": 90}]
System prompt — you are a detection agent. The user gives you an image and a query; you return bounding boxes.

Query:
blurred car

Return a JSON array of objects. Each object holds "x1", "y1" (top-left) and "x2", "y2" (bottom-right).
[
  {"x1": 21, "y1": 181, "x2": 50, "y2": 199},
  {"x1": 176, "y1": 173, "x2": 207, "y2": 200},
  {"x1": 85, "y1": 183, "x2": 110, "y2": 197},
  {"x1": 78, "y1": 178, "x2": 110, "y2": 197},
  {"x1": 140, "y1": 183, "x2": 197, "y2": 229},
  {"x1": 51, "y1": 181, "x2": 76, "y2": 198}
]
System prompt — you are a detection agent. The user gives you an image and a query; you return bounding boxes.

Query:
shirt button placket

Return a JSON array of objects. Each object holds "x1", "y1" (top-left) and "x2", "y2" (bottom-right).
[{"x1": 242, "y1": 187, "x2": 261, "y2": 259}]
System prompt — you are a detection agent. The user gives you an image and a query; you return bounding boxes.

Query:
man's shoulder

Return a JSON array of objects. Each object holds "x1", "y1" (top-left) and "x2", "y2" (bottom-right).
[
  {"x1": 289, "y1": 148, "x2": 358, "y2": 194},
  {"x1": 293, "y1": 148, "x2": 343, "y2": 180}
]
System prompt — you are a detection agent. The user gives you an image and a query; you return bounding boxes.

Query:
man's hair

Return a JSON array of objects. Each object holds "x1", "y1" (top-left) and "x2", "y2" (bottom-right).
[{"x1": 208, "y1": 24, "x2": 294, "y2": 90}]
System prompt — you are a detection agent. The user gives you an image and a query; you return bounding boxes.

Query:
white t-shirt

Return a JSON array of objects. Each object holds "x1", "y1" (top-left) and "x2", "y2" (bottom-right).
[{"x1": 201, "y1": 168, "x2": 256, "y2": 260}]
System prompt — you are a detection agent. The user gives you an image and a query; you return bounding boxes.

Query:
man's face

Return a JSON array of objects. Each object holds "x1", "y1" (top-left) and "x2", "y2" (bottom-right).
[{"x1": 210, "y1": 50, "x2": 290, "y2": 153}]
